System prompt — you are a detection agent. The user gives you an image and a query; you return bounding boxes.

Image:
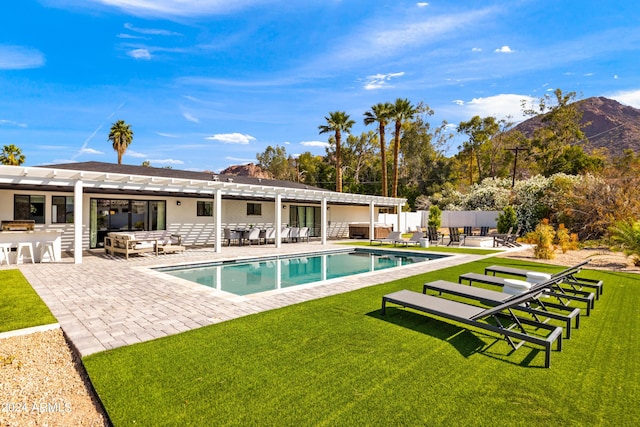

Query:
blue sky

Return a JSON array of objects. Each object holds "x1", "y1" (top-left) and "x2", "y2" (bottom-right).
[{"x1": 1, "y1": 0, "x2": 639, "y2": 172}]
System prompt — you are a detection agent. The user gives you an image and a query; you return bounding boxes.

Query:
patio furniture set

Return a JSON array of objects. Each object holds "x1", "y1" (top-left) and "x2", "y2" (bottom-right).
[
  {"x1": 104, "y1": 231, "x2": 185, "y2": 259},
  {"x1": 224, "y1": 226, "x2": 310, "y2": 246},
  {"x1": 382, "y1": 260, "x2": 603, "y2": 368}
]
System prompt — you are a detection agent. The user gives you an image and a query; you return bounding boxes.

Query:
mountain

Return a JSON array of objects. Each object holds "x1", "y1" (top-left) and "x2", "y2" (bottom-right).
[
  {"x1": 513, "y1": 96, "x2": 640, "y2": 157},
  {"x1": 220, "y1": 162, "x2": 273, "y2": 179}
]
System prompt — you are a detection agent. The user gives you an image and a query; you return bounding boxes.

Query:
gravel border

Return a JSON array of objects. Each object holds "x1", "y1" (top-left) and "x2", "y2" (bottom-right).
[{"x1": 0, "y1": 328, "x2": 108, "y2": 426}]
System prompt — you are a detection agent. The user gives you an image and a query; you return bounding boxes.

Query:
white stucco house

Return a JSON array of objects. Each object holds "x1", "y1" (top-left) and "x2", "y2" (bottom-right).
[{"x1": 0, "y1": 162, "x2": 406, "y2": 264}]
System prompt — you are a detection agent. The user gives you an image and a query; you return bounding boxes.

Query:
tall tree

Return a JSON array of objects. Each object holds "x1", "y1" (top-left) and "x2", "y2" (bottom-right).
[
  {"x1": 318, "y1": 111, "x2": 355, "y2": 192},
  {"x1": 521, "y1": 89, "x2": 589, "y2": 176},
  {"x1": 0, "y1": 144, "x2": 26, "y2": 165},
  {"x1": 363, "y1": 102, "x2": 393, "y2": 196},
  {"x1": 256, "y1": 145, "x2": 296, "y2": 180},
  {"x1": 108, "y1": 120, "x2": 134, "y2": 165},
  {"x1": 390, "y1": 98, "x2": 417, "y2": 198},
  {"x1": 457, "y1": 115, "x2": 500, "y2": 183}
]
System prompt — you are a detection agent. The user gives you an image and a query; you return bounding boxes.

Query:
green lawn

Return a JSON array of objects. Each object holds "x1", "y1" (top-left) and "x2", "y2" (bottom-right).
[
  {"x1": 0, "y1": 269, "x2": 57, "y2": 333},
  {"x1": 82, "y1": 257, "x2": 640, "y2": 426}
]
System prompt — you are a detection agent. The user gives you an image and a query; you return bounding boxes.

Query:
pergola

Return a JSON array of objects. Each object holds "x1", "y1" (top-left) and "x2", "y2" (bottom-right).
[{"x1": 0, "y1": 164, "x2": 407, "y2": 264}]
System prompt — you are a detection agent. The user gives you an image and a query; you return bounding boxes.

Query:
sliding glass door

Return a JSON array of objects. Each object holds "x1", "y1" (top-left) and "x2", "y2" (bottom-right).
[
  {"x1": 89, "y1": 198, "x2": 166, "y2": 248},
  {"x1": 289, "y1": 205, "x2": 320, "y2": 237}
]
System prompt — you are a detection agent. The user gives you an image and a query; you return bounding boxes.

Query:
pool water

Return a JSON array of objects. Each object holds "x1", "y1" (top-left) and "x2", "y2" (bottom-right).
[{"x1": 156, "y1": 249, "x2": 442, "y2": 296}]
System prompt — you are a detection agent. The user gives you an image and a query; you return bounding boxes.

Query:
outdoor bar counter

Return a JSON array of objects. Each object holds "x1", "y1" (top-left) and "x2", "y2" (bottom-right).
[{"x1": 0, "y1": 230, "x2": 62, "y2": 263}]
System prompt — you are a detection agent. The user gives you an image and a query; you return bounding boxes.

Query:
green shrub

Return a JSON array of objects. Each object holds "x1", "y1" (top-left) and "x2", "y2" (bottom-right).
[
  {"x1": 496, "y1": 205, "x2": 517, "y2": 233},
  {"x1": 428, "y1": 205, "x2": 442, "y2": 228}
]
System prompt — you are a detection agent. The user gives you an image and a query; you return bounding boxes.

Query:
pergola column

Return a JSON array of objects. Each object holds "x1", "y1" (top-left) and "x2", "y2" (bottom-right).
[
  {"x1": 73, "y1": 179, "x2": 83, "y2": 264},
  {"x1": 214, "y1": 189, "x2": 222, "y2": 253}
]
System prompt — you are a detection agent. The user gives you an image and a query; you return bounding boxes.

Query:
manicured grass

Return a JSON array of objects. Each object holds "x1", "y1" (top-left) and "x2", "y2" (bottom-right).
[
  {"x1": 345, "y1": 240, "x2": 504, "y2": 255},
  {"x1": 0, "y1": 269, "x2": 57, "y2": 333},
  {"x1": 83, "y1": 258, "x2": 640, "y2": 426}
]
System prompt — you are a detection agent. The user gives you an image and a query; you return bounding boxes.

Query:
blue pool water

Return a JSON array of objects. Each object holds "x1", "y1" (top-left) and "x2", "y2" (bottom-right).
[{"x1": 156, "y1": 248, "x2": 444, "y2": 296}]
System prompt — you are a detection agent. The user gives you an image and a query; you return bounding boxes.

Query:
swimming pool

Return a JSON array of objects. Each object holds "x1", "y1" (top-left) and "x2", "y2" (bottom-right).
[{"x1": 155, "y1": 248, "x2": 445, "y2": 296}]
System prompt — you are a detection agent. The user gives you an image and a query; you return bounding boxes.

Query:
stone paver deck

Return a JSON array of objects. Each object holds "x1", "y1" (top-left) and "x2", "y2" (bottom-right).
[{"x1": 10, "y1": 241, "x2": 519, "y2": 357}]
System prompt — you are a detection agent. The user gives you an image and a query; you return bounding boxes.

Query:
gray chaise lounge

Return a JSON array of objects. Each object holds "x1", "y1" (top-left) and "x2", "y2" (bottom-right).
[
  {"x1": 422, "y1": 279, "x2": 581, "y2": 338},
  {"x1": 457, "y1": 272, "x2": 595, "y2": 316},
  {"x1": 483, "y1": 260, "x2": 603, "y2": 298},
  {"x1": 381, "y1": 288, "x2": 564, "y2": 368}
]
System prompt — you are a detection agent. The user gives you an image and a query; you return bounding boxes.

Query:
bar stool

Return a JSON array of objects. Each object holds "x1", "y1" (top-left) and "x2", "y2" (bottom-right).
[
  {"x1": 16, "y1": 242, "x2": 35, "y2": 264},
  {"x1": 40, "y1": 241, "x2": 56, "y2": 263},
  {"x1": 0, "y1": 243, "x2": 11, "y2": 266}
]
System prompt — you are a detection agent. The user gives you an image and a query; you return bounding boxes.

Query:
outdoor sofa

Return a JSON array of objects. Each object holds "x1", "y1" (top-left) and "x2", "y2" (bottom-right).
[{"x1": 104, "y1": 231, "x2": 184, "y2": 259}]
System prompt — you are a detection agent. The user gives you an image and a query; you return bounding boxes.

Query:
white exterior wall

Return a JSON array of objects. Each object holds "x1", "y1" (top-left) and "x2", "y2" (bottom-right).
[
  {"x1": 326, "y1": 204, "x2": 371, "y2": 238},
  {"x1": 0, "y1": 189, "x2": 381, "y2": 251}
]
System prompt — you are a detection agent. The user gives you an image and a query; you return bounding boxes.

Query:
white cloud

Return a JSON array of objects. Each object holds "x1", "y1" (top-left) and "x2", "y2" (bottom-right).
[
  {"x1": 205, "y1": 133, "x2": 256, "y2": 144},
  {"x1": 127, "y1": 48, "x2": 151, "y2": 60},
  {"x1": 614, "y1": 74, "x2": 619, "y2": 79},
  {"x1": 363, "y1": 72, "x2": 405, "y2": 90},
  {"x1": 454, "y1": 94, "x2": 535, "y2": 122},
  {"x1": 183, "y1": 112, "x2": 199, "y2": 123},
  {"x1": 93, "y1": 0, "x2": 271, "y2": 17},
  {"x1": 157, "y1": 132, "x2": 179, "y2": 138},
  {"x1": 116, "y1": 33, "x2": 148, "y2": 40},
  {"x1": 225, "y1": 156, "x2": 255, "y2": 162},
  {"x1": 148, "y1": 158, "x2": 184, "y2": 165},
  {"x1": 125, "y1": 150, "x2": 147, "y2": 158},
  {"x1": 494, "y1": 45, "x2": 515, "y2": 53},
  {"x1": 79, "y1": 147, "x2": 104, "y2": 155},
  {"x1": 300, "y1": 140, "x2": 329, "y2": 148},
  {"x1": 0, "y1": 119, "x2": 27, "y2": 127},
  {"x1": 0, "y1": 45, "x2": 45, "y2": 69},
  {"x1": 416, "y1": 2, "x2": 429, "y2": 7},
  {"x1": 123, "y1": 23, "x2": 182, "y2": 36},
  {"x1": 608, "y1": 89, "x2": 640, "y2": 108},
  {"x1": 471, "y1": 47, "x2": 482, "y2": 52}
]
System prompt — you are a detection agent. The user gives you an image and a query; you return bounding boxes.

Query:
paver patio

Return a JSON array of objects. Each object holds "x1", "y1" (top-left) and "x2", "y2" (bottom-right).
[{"x1": 9, "y1": 242, "x2": 511, "y2": 357}]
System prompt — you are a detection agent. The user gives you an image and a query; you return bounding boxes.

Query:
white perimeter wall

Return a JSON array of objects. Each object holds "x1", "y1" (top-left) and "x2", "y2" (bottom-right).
[{"x1": 379, "y1": 210, "x2": 500, "y2": 232}]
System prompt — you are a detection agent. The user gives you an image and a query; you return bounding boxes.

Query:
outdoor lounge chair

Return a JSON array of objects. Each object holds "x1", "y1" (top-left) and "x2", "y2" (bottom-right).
[
  {"x1": 422, "y1": 279, "x2": 581, "y2": 338},
  {"x1": 447, "y1": 227, "x2": 465, "y2": 246},
  {"x1": 484, "y1": 260, "x2": 602, "y2": 298},
  {"x1": 463, "y1": 226, "x2": 474, "y2": 236},
  {"x1": 427, "y1": 226, "x2": 441, "y2": 246},
  {"x1": 394, "y1": 231, "x2": 424, "y2": 247},
  {"x1": 457, "y1": 272, "x2": 595, "y2": 316},
  {"x1": 370, "y1": 231, "x2": 403, "y2": 246},
  {"x1": 381, "y1": 288, "x2": 564, "y2": 368}
]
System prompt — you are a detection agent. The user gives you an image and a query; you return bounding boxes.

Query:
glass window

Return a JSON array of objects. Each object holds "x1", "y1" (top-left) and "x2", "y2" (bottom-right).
[
  {"x1": 14, "y1": 195, "x2": 45, "y2": 224},
  {"x1": 52, "y1": 196, "x2": 74, "y2": 223},
  {"x1": 247, "y1": 203, "x2": 262, "y2": 216},
  {"x1": 197, "y1": 201, "x2": 213, "y2": 216}
]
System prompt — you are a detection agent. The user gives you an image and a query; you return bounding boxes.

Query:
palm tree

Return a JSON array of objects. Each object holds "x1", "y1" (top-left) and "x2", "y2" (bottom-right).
[
  {"x1": 389, "y1": 98, "x2": 417, "y2": 198},
  {"x1": 318, "y1": 111, "x2": 355, "y2": 192},
  {"x1": 108, "y1": 120, "x2": 134, "y2": 165},
  {"x1": 363, "y1": 102, "x2": 393, "y2": 197},
  {"x1": 0, "y1": 144, "x2": 26, "y2": 165}
]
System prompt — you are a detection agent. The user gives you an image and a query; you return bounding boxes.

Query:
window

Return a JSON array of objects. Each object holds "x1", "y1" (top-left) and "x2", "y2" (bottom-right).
[
  {"x1": 197, "y1": 201, "x2": 213, "y2": 216},
  {"x1": 14, "y1": 195, "x2": 45, "y2": 224},
  {"x1": 52, "y1": 196, "x2": 74, "y2": 223},
  {"x1": 247, "y1": 203, "x2": 262, "y2": 216}
]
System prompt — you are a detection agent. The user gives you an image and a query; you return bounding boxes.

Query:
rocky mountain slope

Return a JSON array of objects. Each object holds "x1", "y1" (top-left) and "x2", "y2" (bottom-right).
[{"x1": 514, "y1": 96, "x2": 640, "y2": 156}]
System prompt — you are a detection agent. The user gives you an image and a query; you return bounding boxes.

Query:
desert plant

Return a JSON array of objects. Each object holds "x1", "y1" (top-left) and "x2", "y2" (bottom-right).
[
  {"x1": 555, "y1": 223, "x2": 578, "y2": 253},
  {"x1": 496, "y1": 205, "x2": 517, "y2": 233},
  {"x1": 523, "y1": 218, "x2": 556, "y2": 259},
  {"x1": 609, "y1": 219, "x2": 640, "y2": 266},
  {"x1": 428, "y1": 205, "x2": 442, "y2": 228}
]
